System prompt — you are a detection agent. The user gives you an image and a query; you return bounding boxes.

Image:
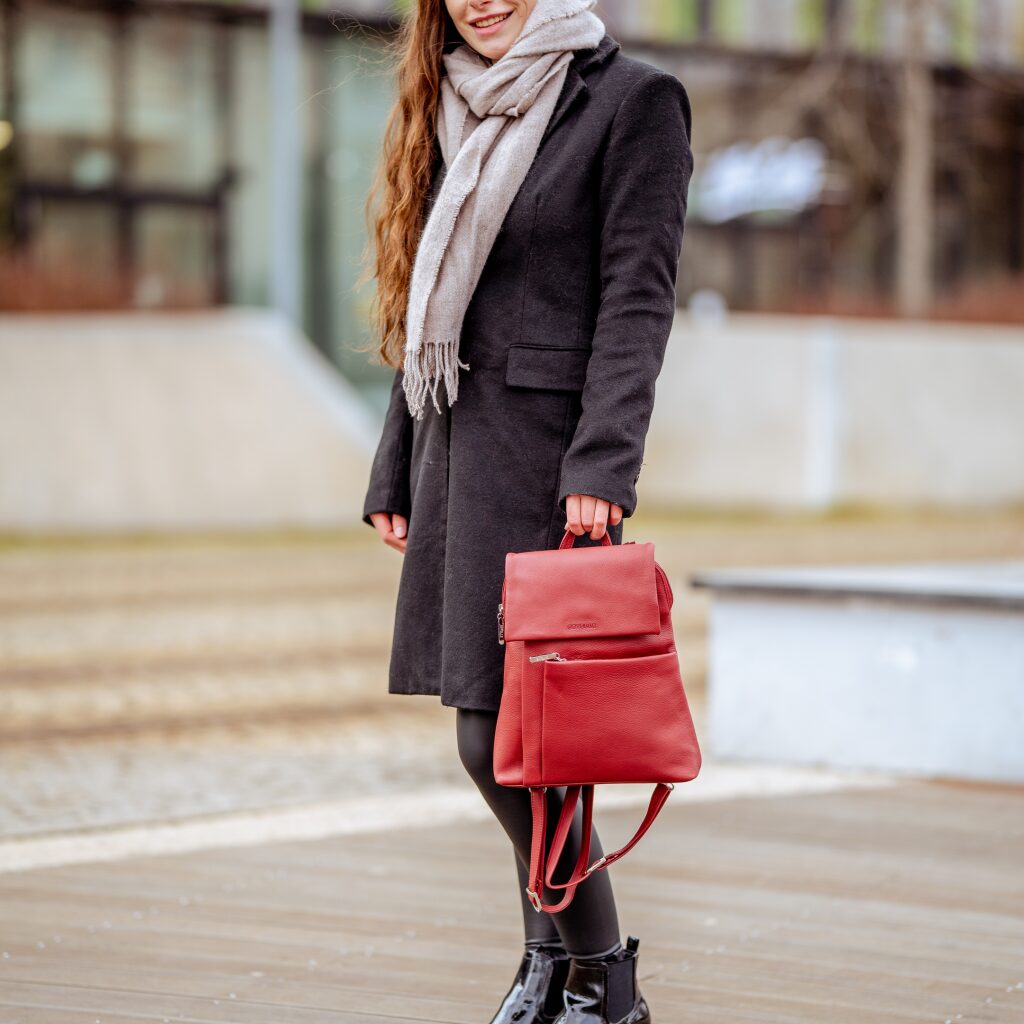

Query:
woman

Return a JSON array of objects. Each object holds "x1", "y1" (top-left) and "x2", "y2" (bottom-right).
[{"x1": 361, "y1": 1, "x2": 692, "y2": 1021}]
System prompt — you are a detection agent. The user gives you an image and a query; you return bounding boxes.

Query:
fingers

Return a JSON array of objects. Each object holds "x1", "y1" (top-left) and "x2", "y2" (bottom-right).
[
  {"x1": 368, "y1": 512, "x2": 407, "y2": 554},
  {"x1": 383, "y1": 518, "x2": 406, "y2": 552},
  {"x1": 564, "y1": 495, "x2": 624, "y2": 540},
  {"x1": 589, "y1": 497, "x2": 608, "y2": 540},
  {"x1": 565, "y1": 494, "x2": 584, "y2": 536}
]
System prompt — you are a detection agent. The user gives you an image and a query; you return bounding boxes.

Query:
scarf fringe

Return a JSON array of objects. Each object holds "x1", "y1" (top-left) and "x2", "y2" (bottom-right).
[{"x1": 402, "y1": 338, "x2": 471, "y2": 420}]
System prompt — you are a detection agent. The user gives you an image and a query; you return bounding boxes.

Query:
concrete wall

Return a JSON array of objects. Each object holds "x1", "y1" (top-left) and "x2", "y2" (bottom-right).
[
  {"x1": 2, "y1": 309, "x2": 1022, "y2": 533},
  {"x1": 0, "y1": 309, "x2": 377, "y2": 532},
  {"x1": 645, "y1": 313, "x2": 1024, "y2": 509}
]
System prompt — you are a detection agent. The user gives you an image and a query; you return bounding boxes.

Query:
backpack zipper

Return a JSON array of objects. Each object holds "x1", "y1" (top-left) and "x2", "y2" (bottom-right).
[{"x1": 528, "y1": 651, "x2": 566, "y2": 663}]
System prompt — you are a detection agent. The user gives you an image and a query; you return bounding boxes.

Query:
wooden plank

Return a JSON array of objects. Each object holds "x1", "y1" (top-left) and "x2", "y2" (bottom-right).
[{"x1": 1, "y1": 781, "x2": 1023, "y2": 1023}]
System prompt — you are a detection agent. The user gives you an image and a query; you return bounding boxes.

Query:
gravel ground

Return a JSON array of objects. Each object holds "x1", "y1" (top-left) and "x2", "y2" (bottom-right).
[{"x1": 2, "y1": 506, "x2": 1022, "y2": 839}]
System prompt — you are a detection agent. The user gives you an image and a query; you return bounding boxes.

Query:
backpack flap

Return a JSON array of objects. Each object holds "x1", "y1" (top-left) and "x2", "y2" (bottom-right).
[{"x1": 502, "y1": 541, "x2": 660, "y2": 642}]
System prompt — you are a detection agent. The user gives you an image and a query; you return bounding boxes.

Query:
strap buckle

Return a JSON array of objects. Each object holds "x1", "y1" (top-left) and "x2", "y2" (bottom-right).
[
  {"x1": 525, "y1": 886, "x2": 543, "y2": 912},
  {"x1": 584, "y1": 855, "x2": 607, "y2": 876}
]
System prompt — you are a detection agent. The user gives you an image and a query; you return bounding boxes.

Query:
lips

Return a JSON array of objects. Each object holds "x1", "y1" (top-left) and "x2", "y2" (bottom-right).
[{"x1": 470, "y1": 10, "x2": 513, "y2": 29}]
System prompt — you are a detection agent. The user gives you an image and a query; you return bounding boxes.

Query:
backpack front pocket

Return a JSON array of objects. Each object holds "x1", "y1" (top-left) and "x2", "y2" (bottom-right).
[{"x1": 539, "y1": 651, "x2": 700, "y2": 786}]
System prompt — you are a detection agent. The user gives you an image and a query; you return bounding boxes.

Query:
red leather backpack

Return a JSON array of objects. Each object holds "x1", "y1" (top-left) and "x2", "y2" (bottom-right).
[{"x1": 493, "y1": 529, "x2": 701, "y2": 913}]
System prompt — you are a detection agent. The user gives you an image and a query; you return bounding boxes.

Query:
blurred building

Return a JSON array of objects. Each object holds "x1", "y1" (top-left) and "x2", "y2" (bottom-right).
[
  {"x1": 0, "y1": 0, "x2": 403, "y2": 391},
  {"x1": 610, "y1": 0, "x2": 1024, "y2": 322},
  {"x1": 1, "y1": 0, "x2": 1022, "y2": 405}
]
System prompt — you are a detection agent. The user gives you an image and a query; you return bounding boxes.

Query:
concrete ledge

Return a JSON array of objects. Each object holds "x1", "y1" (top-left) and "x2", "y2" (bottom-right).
[
  {"x1": 694, "y1": 560, "x2": 1024, "y2": 783},
  {"x1": 692, "y1": 559, "x2": 1024, "y2": 609}
]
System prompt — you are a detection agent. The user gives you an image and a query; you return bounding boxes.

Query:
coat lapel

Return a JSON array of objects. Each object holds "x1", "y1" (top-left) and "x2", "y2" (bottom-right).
[
  {"x1": 539, "y1": 32, "x2": 620, "y2": 148},
  {"x1": 539, "y1": 68, "x2": 585, "y2": 148}
]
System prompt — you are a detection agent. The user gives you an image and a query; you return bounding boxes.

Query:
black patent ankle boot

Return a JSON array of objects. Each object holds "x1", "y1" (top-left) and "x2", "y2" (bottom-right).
[
  {"x1": 553, "y1": 936, "x2": 651, "y2": 1024},
  {"x1": 489, "y1": 943, "x2": 572, "y2": 1024}
]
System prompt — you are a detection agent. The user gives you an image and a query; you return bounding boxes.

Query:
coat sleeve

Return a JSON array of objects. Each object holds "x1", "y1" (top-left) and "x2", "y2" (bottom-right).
[
  {"x1": 361, "y1": 366, "x2": 414, "y2": 527},
  {"x1": 556, "y1": 70, "x2": 694, "y2": 519},
  {"x1": 362, "y1": 137, "x2": 445, "y2": 529}
]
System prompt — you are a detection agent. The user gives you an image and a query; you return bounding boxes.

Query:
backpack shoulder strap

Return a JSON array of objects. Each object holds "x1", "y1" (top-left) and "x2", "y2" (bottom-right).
[{"x1": 525, "y1": 782, "x2": 674, "y2": 914}]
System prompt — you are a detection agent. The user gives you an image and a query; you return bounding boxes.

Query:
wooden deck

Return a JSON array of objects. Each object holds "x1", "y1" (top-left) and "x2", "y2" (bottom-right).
[{"x1": 1, "y1": 779, "x2": 1022, "y2": 1024}]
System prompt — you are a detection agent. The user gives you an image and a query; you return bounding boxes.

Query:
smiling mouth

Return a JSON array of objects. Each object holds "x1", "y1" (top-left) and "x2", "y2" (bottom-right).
[{"x1": 470, "y1": 10, "x2": 513, "y2": 29}]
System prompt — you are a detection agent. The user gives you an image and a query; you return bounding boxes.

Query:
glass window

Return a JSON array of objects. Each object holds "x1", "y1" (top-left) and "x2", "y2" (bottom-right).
[
  {"x1": 18, "y1": 3, "x2": 118, "y2": 185},
  {"x1": 128, "y1": 15, "x2": 220, "y2": 189},
  {"x1": 135, "y1": 205, "x2": 218, "y2": 305},
  {"x1": 22, "y1": 199, "x2": 122, "y2": 307}
]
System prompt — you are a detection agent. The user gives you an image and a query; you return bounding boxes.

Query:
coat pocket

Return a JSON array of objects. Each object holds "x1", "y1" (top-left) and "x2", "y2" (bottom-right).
[{"x1": 504, "y1": 343, "x2": 590, "y2": 392}]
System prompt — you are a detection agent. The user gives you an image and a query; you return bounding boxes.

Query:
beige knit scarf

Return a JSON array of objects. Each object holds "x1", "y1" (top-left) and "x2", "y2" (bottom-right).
[{"x1": 402, "y1": 0, "x2": 605, "y2": 419}]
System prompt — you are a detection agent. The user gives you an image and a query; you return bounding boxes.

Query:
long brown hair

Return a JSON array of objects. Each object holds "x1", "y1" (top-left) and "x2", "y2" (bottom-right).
[{"x1": 358, "y1": 2, "x2": 462, "y2": 368}]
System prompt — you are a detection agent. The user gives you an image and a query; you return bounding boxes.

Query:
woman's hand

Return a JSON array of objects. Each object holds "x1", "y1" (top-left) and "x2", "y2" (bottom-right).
[
  {"x1": 369, "y1": 512, "x2": 408, "y2": 553},
  {"x1": 564, "y1": 494, "x2": 623, "y2": 541}
]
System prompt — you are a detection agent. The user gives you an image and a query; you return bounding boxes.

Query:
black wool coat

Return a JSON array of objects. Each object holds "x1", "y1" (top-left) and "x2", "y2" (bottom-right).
[{"x1": 362, "y1": 31, "x2": 693, "y2": 712}]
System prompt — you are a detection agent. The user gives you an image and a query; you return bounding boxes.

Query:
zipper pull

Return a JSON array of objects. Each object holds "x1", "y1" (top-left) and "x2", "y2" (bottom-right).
[
  {"x1": 528, "y1": 651, "x2": 565, "y2": 663},
  {"x1": 497, "y1": 603, "x2": 504, "y2": 645}
]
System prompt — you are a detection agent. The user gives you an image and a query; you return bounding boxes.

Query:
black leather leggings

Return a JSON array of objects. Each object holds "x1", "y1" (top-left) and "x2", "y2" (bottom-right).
[{"x1": 455, "y1": 708, "x2": 621, "y2": 959}]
